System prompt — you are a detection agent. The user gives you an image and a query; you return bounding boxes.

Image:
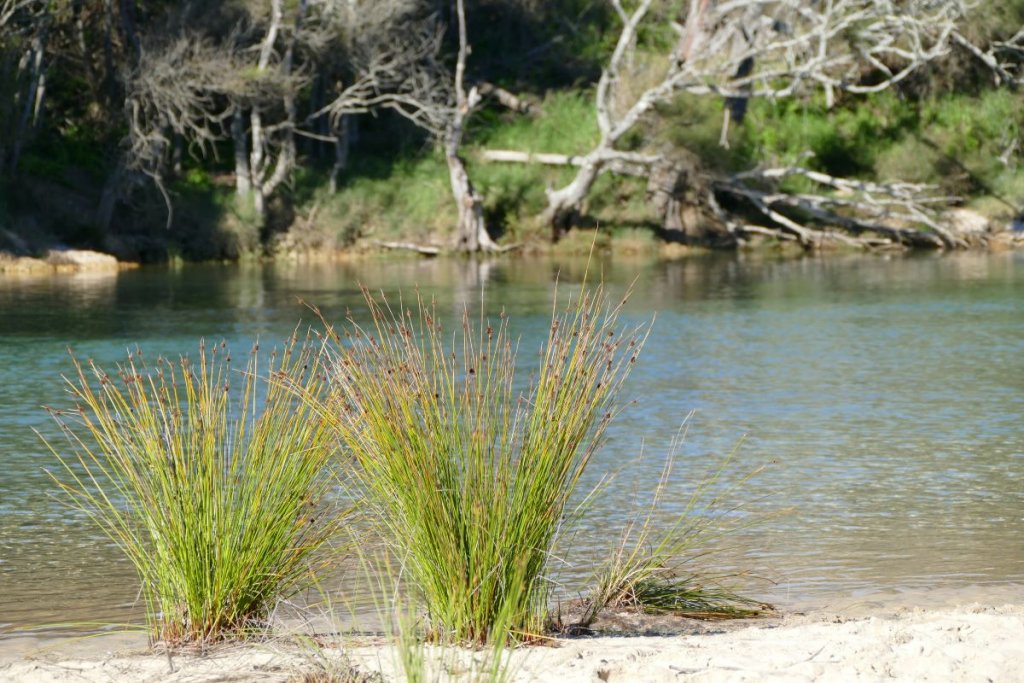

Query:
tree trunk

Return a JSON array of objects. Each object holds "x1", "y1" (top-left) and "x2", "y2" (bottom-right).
[
  {"x1": 244, "y1": 0, "x2": 297, "y2": 218},
  {"x1": 543, "y1": 154, "x2": 603, "y2": 241},
  {"x1": 446, "y1": 150, "x2": 492, "y2": 252},
  {"x1": 249, "y1": 107, "x2": 268, "y2": 216},
  {"x1": 647, "y1": 154, "x2": 730, "y2": 245},
  {"x1": 73, "y1": 3, "x2": 101, "y2": 106},
  {"x1": 11, "y1": 5, "x2": 51, "y2": 171},
  {"x1": 445, "y1": 98, "x2": 496, "y2": 252},
  {"x1": 232, "y1": 108, "x2": 252, "y2": 197},
  {"x1": 443, "y1": 0, "x2": 498, "y2": 253},
  {"x1": 329, "y1": 115, "x2": 349, "y2": 194}
]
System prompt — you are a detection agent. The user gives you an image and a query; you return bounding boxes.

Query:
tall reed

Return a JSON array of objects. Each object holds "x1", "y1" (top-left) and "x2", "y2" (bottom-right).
[
  {"x1": 43, "y1": 334, "x2": 344, "y2": 644},
  {"x1": 308, "y1": 283, "x2": 647, "y2": 643}
]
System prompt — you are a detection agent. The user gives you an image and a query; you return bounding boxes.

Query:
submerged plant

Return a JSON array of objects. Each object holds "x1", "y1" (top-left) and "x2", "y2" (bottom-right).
[
  {"x1": 306, "y1": 282, "x2": 647, "y2": 644},
  {"x1": 43, "y1": 335, "x2": 345, "y2": 644}
]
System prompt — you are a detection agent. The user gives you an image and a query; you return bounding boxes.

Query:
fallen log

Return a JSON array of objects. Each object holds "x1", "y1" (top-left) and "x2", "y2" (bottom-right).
[{"x1": 371, "y1": 240, "x2": 442, "y2": 256}]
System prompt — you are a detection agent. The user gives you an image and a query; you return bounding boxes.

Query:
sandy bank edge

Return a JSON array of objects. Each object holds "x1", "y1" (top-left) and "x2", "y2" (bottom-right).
[{"x1": 2, "y1": 603, "x2": 1022, "y2": 683}]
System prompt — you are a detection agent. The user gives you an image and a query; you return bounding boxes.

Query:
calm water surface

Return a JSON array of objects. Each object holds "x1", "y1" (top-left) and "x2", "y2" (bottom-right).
[{"x1": 1, "y1": 253, "x2": 1022, "y2": 634}]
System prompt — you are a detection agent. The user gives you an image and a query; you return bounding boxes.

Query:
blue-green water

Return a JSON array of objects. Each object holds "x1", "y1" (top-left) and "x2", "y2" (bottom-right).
[{"x1": 1, "y1": 253, "x2": 1022, "y2": 633}]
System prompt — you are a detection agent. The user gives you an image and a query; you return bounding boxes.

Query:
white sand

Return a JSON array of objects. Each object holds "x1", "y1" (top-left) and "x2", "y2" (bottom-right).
[{"x1": 2, "y1": 603, "x2": 1022, "y2": 682}]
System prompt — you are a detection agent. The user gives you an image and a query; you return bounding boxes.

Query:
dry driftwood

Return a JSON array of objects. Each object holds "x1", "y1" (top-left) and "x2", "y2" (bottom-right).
[
  {"x1": 482, "y1": 148, "x2": 963, "y2": 250},
  {"x1": 372, "y1": 240, "x2": 442, "y2": 256}
]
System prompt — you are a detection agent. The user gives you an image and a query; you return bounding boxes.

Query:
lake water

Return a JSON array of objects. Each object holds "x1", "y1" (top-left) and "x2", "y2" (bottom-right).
[{"x1": 1, "y1": 252, "x2": 1022, "y2": 636}]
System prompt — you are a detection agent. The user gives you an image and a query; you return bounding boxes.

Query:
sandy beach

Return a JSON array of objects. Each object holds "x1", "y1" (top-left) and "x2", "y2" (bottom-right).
[{"x1": 3, "y1": 598, "x2": 1022, "y2": 682}]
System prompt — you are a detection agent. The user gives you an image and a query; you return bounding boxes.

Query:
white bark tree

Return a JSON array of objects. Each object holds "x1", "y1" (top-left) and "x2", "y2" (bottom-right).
[
  {"x1": 491, "y1": 0, "x2": 973, "y2": 248},
  {"x1": 362, "y1": 0, "x2": 502, "y2": 252},
  {"x1": 444, "y1": 0, "x2": 495, "y2": 252}
]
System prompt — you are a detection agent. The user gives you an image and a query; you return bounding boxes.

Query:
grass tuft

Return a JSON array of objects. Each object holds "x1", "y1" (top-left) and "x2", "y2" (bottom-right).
[
  {"x1": 307, "y1": 280, "x2": 648, "y2": 644},
  {"x1": 43, "y1": 334, "x2": 346, "y2": 645}
]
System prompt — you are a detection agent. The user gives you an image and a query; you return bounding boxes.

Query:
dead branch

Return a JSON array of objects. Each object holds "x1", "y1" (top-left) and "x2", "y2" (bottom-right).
[
  {"x1": 372, "y1": 240, "x2": 442, "y2": 255},
  {"x1": 476, "y1": 82, "x2": 537, "y2": 115},
  {"x1": 481, "y1": 148, "x2": 659, "y2": 169},
  {"x1": 482, "y1": 150, "x2": 586, "y2": 166},
  {"x1": 952, "y1": 28, "x2": 1024, "y2": 88},
  {"x1": 0, "y1": 0, "x2": 37, "y2": 29},
  {"x1": 718, "y1": 165, "x2": 962, "y2": 249},
  {"x1": 484, "y1": 142, "x2": 964, "y2": 250}
]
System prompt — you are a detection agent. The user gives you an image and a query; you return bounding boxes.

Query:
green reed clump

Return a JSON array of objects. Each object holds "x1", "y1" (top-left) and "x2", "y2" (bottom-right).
[
  {"x1": 309, "y1": 283, "x2": 646, "y2": 644},
  {"x1": 43, "y1": 335, "x2": 344, "y2": 645}
]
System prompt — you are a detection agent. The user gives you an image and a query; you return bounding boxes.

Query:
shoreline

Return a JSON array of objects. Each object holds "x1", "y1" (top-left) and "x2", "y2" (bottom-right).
[
  {"x1": 3, "y1": 589, "x2": 1022, "y2": 682},
  {"x1": 2, "y1": 228, "x2": 1024, "y2": 278}
]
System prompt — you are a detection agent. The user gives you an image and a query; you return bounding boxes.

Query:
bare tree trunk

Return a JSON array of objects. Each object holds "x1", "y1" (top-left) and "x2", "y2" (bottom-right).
[
  {"x1": 447, "y1": 143, "x2": 489, "y2": 251},
  {"x1": 246, "y1": 0, "x2": 302, "y2": 218},
  {"x1": 30, "y1": 62, "x2": 45, "y2": 129},
  {"x1": 260, "y1": 0, "x2": 304, "y2": 203},
  {"x1": 73, "y1": 2, "x2": 101, "y2": 105},
  {"x1": 447, "y1": 0, "x2": 497, "y2": 252},
  {"x1": 647, "y1": 154, "x2": 729, "y2": 244},
  {"x1": 250, "y1": 107, "x2": 266, "y2": 215},
  {"x1": 543, "y1": 153, "x2": 603, "y2": 240},
  {"x1": 246, "y1": 0, "x2": 282, "y2": 217},
  {"x1": 446, "y1": 90, "x2": 491, "y2": 250}
]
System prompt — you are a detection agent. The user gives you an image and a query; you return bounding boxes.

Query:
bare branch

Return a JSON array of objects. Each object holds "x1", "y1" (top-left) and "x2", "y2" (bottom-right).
[
  {"x1": 719, "y1": 164, "x2": 962, "y2": 248},
  {"x1": 476, "y1": 82, "x2": 537, "y2": 115},
  {"x1": 952, "y1": 28, "x2": 1024, "y2": 87},
  {"x1": 596, "y1": 0, "x2": 655, "y2": 137}
]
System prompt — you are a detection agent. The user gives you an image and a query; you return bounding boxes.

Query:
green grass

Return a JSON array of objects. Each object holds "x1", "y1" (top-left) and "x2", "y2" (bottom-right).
[
  {"x1": 304, "y1": 279, "x2": 648, "y2": 644},
  {"x1": 735, "y1": 89, "x2": 1024, "y2": 199},
  {"x1": 316, "y1": 155, "x2": 455, "y2": 245},
  {"x1": 472, "y1": 91, "x2": 599, "y2": 155},
  {"x1": 295, "y1": 92, "x2": 603, "y2": 247},
  {"x1": 43, "y1": 335, "x2": 346, "y2": 645}
]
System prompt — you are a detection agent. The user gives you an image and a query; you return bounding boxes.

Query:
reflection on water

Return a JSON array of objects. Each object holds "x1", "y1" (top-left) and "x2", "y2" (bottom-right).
[{"x1": 1, "y1": 252, "x2": 1022, "y2": 634}]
